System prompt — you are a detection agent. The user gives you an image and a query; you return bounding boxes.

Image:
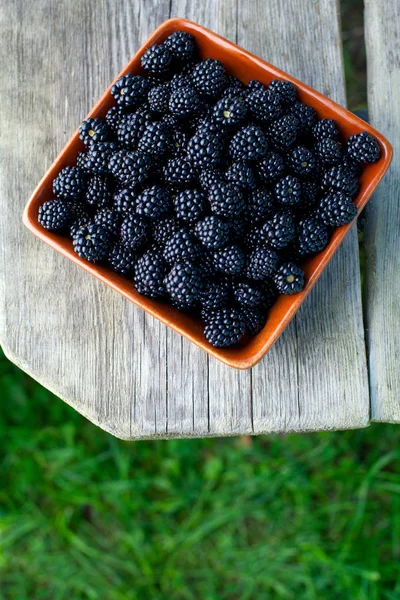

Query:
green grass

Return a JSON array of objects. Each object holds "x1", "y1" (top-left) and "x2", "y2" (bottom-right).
[{"x1": 1, "y1": 347, "x2": 400, "y2": 599}]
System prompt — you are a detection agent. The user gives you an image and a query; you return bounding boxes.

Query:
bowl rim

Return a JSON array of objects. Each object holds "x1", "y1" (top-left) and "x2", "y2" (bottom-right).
[{"x1": 23, "y1": 17, "x2": 393, "y2": 369}]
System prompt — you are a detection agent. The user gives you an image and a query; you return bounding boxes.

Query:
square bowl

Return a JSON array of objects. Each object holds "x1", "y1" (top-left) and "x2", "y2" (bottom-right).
[{"x1": 23, "y1": 17, "x2": 392, "y2": 369}]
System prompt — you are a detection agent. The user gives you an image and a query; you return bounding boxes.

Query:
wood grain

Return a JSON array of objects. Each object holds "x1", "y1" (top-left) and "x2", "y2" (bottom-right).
[
  {"x1": 0, "y1": 0, "x2": 370, "y2": 439},
  {"x1": 0, "y1": 0, "x2": 172, "y2": 440},
  {"x1": 364, "y1": 0, "x2": 400, "y2": 423},
  {"x1": 237, "y1": 0, "x2": 370, "y2": 433}
]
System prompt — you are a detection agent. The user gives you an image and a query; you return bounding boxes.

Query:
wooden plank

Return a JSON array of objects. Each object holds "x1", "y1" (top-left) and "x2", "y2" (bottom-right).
[
  {"x1": 238, "y1": 0, "x2": 370, "y2": 432},
  {"x1": 0, "y1": 0, "x2": 171, "y2": 440},
  {"x1": 364, "y1": 0, "x2": 400, "y2": 423}
]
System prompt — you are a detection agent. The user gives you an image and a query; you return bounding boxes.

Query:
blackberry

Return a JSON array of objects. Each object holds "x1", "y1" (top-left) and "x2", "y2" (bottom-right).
[
  {"x1": 233, "y1": 281, "x2": 266, "y2": 309},
  {"x1": 268, "y1": 79, "x2": 297, "y2": 105},
  {"x1": 113, "y1": 188, "x2": 137, "y2": 214},
  {"x1": 262, "y1": 211, "x2": 296, "y2": 249},
  {"x1": 315, "y1": 138, "x2": 342, "y2": 165},
  {"x1": 117, "y1": 111, "x2": 151, "y2": 149},
  {"x1": 79, "y1": 118, "x2": 111, "y2": 147},
  {"x1": 212, "y1": 96, "x2": 247, "y2": 128},
  {"x1": 225, "y1": 161, "x2": 257, "y2": 190},
  {"x1": 163, "y1": 157, "x2": 196, "y2": 188},
  {"x1": 108, "y1": 242, "x2": 136, "y2": 275},
  {"x1": 194, "y1": 215, "x2": 230, "y2": 249},
  {"x1": 120, "y1": 213, "x2": 149, "y2": 249},
  {"x1": 148, "y1": 84, "x2": 171, "y2": 114},
  {"x1": 86, "y1": 142, "x2": 118, "y2": 175},
  {"x1": 191, "y1": 58, "x2": 227, "y2": 99},
  {"x1": 274, "y1": 262, "x2": 305, "y2": 294},
  {"x1": 200, "y1": 279, "x2": 230, "y2": 310},
  {"x1": 287, "y1": 145, "x2": 316, "y2": 175},
  {"x1": 202, "y1": 306, "x2": 222, "y2": 324},
  {"x1": 229, "y1": 125, "x2": 267, "y2": 162},
  {"x1": 194, "y1": 114, "x2": 222, "y2": 137},
  {"x1": 136, "y1": 185, "x2": 171, "y2": 220},
  {"x1": 267, "y1": 114, "x2": 299, "y2": 150},
  {"x1": 70, "y1": 214, "x2": 91, "y2": 238},
  {"x1": 164, "y1": 31, "x2": 196, "y2": 62},
  {"x1": 152, "y1": 216, "x2": 179, "y2": 245},
  {"x1": 53, "y1": 166, "x2": 87, "y2": 200},
  {"x1": 163, "y1": 228, "x2": 201, "y2": 265},
  {"x1": 246, "y1": 247, "x2": 279, "y2": 280},
  {"x1": 241, "y1": 307, "x2": 267, "y2": 336},
  {"x1": 199, "y1": 168, "x2": 223, "y2": 192},
  {"x1": 346, "y1": 131, "x2": 380, "y2": 164},
  {"x1": 298, "y1": 216, "x2": 329, "y2": 255},
  {"x1": 341, "y1": 154, "x2": 362, "y2": 177},
  {"x1": 209, "y1": 181, "x2": 245, "y2": 218},
  {"x1": 275, "y1": 175, "x2": 302, "y2": 205},
  {"x1": 246, "y1": 188, "x2": 275, "y2": 222},
  {"x1": 257, "y1": 151, "x2": 285, "y2": 183},
  {"x1": 289, "y1": 101, "x2": 317, "y2": 132},
  {"x1": 187, "y1": 131, "x2": 224, "y2": 169},
  {"x1": 245, "y1": 89, "x2": 282, "y2": 122},
  {"x1": 244, "y1": 225, "x2": 266, "y2": 251},
  {"x1": 134, "y1": 250, "x2": 167, "y2": 298},
  {"x1": 312, "y1": 118, "x2": 339, "y2": 142},
  {"x1": 202, "y1": 306, "x2": 222, "y2": 325},
  {"x1": 170, "y1": 73, "x2": 193, "y2": 90},
  {"x1": 164, "y1": 261, "x2": 203, "y2": 309},
  {"x1": 76, "y1": 151, "x2": 89, "y2": 172},
  {"x1": 318, "y1": 191, "x2": 358, "y2": 226},
  {"x1": 137, "y1": 122, "x2": 172, "y2": 157},
  {"x1": 301, "y1": 180, "x2": 319, "y2": 209},
  {"x1": 72, "y1": 223, "x2": 110, "y2": 262},
  {"x1": 221, "y1": 86, "x2": 247, "y2": 101},
  {"x1": 247, "y1": 80, "x2": 266, "y2": 93},
  {"x1": 173, "y1": 189, "x2": 206, "y2": 224},
  {"x1": 111, "y1": 74, "x2": 149, "y2": 108},
  {"x1": 85, "y1": 175, "x2": 111, "y2": 208},
  {"x1": 136, "y1": 103, "x2": 153, "y2": 121},
  {"x1": 213, "y1": 245, "x2": 245, "y2": 276},
  {"x1": 105, "y1": 105, "x2": 125, "y2": 132},
  {"x1": 204, "y1": 307, "x2": 244, "y2": 348},
  {"x1": 141, "y1": 44, "x2": 172, "y2": 75},
  {"x1": 321, "y1": 165, "x2": 359, "y2": 198},
  {"x1": 200, "y1": 307, "x2": 219, "y2": 325},
  {"x1": 38, "y1": 199, "x2": 72, "y2": 231},
  {"x1": 169, "y1": 86, "x2": 202, "y2": 118},
  {"x1": 108, "y1": 151, "x2": 151, "y2": 187},
  {"x1": 94, "y1": 207, "x2": 120, "y2": 237}
]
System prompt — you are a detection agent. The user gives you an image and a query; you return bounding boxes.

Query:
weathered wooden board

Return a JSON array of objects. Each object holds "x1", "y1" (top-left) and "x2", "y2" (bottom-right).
[
  {"x1": 364, "y1": 0, "x2": 400, "y2": 423},
  {"x1": 170, "y1": 0, "x2": 370, "y2": 434},
  {"x1": 0, "y1": 0, "x2": 369, "y2": 439}
]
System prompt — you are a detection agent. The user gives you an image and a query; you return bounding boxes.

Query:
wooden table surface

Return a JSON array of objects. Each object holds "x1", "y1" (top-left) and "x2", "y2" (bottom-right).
[{"x1": 0, "y1": 0, "x2": 398, "y2": 439}]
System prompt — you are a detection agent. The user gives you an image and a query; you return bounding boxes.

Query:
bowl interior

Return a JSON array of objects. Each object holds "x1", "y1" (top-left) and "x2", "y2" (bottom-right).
[{"x1": 23, "y1": 18, "x2": 392, "y2": 369}]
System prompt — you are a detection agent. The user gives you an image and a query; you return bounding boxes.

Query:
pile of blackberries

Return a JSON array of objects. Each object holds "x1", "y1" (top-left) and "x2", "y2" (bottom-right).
[{"x1": 38, "y1": 30, "x2": 381, "y2": 348}]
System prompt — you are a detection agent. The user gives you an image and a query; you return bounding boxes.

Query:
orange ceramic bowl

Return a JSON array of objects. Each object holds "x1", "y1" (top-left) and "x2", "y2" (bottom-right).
[{"x1": 23, "y1": 18, "x2": 392, "y2": 369}]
